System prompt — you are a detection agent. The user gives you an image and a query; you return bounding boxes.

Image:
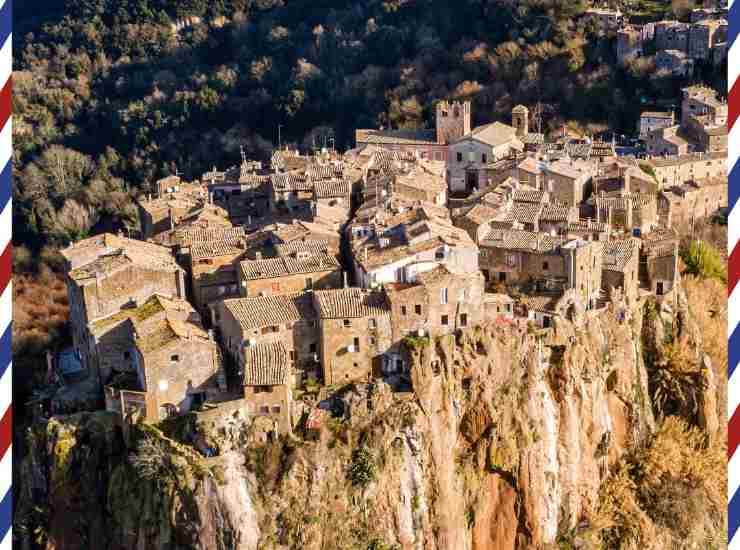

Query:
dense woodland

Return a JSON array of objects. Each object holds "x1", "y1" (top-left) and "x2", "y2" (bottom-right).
[{"x1": 13, "y1": 0, "x2": 725, "y2": 250}]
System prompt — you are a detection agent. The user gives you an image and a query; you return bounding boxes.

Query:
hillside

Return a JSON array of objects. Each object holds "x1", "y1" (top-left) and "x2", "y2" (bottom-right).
[{"x1": 13, "y1": 0, "x2": 725, "y2": 249}]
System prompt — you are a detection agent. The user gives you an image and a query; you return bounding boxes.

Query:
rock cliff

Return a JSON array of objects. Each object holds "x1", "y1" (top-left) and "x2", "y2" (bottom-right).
[{"x1": 14, "y1": 289, "x2": 724, "y2": 550}]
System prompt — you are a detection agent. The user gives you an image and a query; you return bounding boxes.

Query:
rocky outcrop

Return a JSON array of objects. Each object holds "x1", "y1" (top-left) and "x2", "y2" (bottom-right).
[{"x1": 14, "y1": 292, "x2": 719, "y2": 550}]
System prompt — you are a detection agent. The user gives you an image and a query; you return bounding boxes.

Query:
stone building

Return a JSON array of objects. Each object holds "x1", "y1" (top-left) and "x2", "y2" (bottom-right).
[
  {"x1": 617, "y1": 26, "x2": 644, "y2": 66},
  {"x1": 639, "y1": 111, "x2": 676, "y2": 140},
  {"x1": 516, "y1": 157, "x2": 544, "y2": 189},
  {"x1": 242, "y1": 341, "x2": 293, "y2": 434},
  {"x1": 646, "y1": 126, "x2": 690, "y2": 157},
  {"x1": 394, "y1": 165, "x2": 448, "y2": 207},
  {"x1": 682, "y1": 113, "x2": 727, "y2": 152},
  {"x1": 351, "y1": 212, "x2": 480, "y2": 289},
  {"x1": 213, "y1": 293, "x2": 319, "y2": 386},
  {"x1": 645, "y1": 151, "x2": 726, "y2": 188},
  {"x1": 590, "y1": 192, "x2": 658, "y2": 234},
  {"x1": 447, "y1": 121, "x2": 522, "y2": 194},
  {"x1": 602, "y1": 240, "x2": 640, "y2": 302},
  {"x1": 511, "y1": 105, "x2": 529, "y2": 137},
  {"x1": 313, "y1": 288, "x2": 393, "y2": 384},
  {"x1": 689, "y1": 19, "x2": 724, "y2": 60},
  {"x1": 354, "y1": 100, "x2": 471, "y2": 162},
  {"x1": 659, "y1": 177, "x2": 727, "y2": 229},
  {"x1": 89, "y1": 294, "x2": 196, "y2": 384},
  {"x1": 453, "y1": 203, "x2": 502, "y2": 244},
  {"x1": 681, "y1": 85, "x2": 727, "y2": 126},
  {"x1": 540, "y1": 159, "x2": 595, "y2": 207},
  {"x1": 238, "y1": 252, "x2": 342, "y2": 297},
  {"x1": 641, "y1": 229, "x2": 680, "y2": 296},
  {"x1": 385, "y1": 266, "x2": 485, "y2": 341},
  {"x1": 189, "y1": 239, "x2": 249, "y2": 313},
  {"x1": 436, "y1": 100, "x2": 472, "y2": 146},
  {"x1": 103, "y1": 295, "x2": 225, "y2": 422},
  {"x1": 655, "y1": 21, "x2": 690, "y2": 52},
  {"x1": 61, "y1": 234, "x2": 186, "y2": 372},
  {"x1": 479, "y1": 230, "x2": 603, "y2": 308},
  {"x1": 483, "y1": 293, "x2": 515, "y2": 321}
]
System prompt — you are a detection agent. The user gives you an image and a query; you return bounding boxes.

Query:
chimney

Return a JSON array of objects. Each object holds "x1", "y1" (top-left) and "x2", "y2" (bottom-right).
[{"x1": 343, "y1": 271, "x2": 348, "y2": 288}]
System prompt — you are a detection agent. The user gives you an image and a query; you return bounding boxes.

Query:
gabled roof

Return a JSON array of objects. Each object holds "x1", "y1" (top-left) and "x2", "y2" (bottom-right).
[
  {"x1": 603, "y1": 239, "x2": 638, "y2": 272},
  {"x1": 243, "y1": 341, "x2": 289, "y2": 386},
  {"x1": 239, "y1": 253, "x2": 340, "y2": 281},
  {"x1": 222, "y1": 293, "x2": 316, "y2": 330},
  {"x1": 480, "y1": 229, "x2": 565, "y2": 253},
  {"x1": 313, "y1": 288, "x2": 389, "y2": 319},
  {"x1": 462, "y1": 121, "x2": 518, "y2": 147}
]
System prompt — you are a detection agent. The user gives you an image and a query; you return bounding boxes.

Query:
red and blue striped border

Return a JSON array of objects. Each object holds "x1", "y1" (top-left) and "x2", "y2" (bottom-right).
[
  {"x1": 731, "y1": 0, "x2": 740, "y2": 545},
  {"x1": 1, "y1": 0, "x2": 9, "y2": 547}
]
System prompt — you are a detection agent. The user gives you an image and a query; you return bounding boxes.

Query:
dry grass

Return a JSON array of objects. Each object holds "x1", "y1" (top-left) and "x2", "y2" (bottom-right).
[
  {"x1": 593, "y1": 417, "x2": 726, "y2": 548},
  {"x1": 13, "y1": 267, "x2": 69, "y2": 356}
]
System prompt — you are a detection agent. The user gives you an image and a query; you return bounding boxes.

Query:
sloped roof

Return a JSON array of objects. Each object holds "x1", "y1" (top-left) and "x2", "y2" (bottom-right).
[
  {"x1": 481, "y1": 229, "x2": 565, "y2": 253},
  {"x1": 223, "y1": 293, "x2": 316, "y2": 330},
  {"x1": 313, "y1": 288, "x2": 389, "y2": 319},
  {"x1": 239, "y1": 253, "x2": 340, "y2": 281},
  {"x1": 243, "y1": 341, "x2": 289, "y2": 386},
  {"x1": 465, "y1": 121, "x2": 518, "y2": 147}
]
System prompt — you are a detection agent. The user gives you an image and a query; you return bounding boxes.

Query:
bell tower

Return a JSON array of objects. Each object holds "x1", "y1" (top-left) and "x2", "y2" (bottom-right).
[
  {"x1": 436, "y1": 100, "x2": 472, "y2": 144},
  {"x1": 512, "y1": 105, "x2": 529, "y2": 137}
]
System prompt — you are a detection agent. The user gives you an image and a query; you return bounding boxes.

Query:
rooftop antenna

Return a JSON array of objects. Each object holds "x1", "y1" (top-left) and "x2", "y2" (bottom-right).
[{"x1": 278, "y1": 124, "x2": 283, "y2": 150}]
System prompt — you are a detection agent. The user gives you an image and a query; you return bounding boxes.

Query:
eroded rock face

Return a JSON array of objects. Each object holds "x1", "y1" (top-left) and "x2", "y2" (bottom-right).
[{"x1": 15, "y1": 293, "x2": 717, "y2": 550}]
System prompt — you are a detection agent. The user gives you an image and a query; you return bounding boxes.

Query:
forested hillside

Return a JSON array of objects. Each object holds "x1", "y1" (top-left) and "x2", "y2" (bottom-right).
[{"x1": 13, "y1": 0, "x2": 724, "y2": 249}]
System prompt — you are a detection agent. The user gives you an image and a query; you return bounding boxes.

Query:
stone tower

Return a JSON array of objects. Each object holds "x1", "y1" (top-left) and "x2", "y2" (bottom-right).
[
  {"x1": 436, "y1": 100, "x2": 471, "y2": 144},
  {"x1": 512, "y1": 105, "x2": 529, "y2": 137}
]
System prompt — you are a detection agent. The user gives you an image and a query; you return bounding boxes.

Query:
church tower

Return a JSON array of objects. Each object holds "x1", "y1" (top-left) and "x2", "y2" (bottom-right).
[{"x1": 436, "y1": 100, "x2": 472, "y2": 144}]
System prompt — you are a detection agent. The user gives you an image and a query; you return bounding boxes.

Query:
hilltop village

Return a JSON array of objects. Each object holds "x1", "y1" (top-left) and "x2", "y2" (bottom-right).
[{"x1": 53, "y1": 82, "x2": 727, "y2": 438}]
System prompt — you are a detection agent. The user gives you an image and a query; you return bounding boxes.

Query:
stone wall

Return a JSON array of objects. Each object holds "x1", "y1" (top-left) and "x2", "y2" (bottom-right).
[{"x1": 319, "y1": 314, "x2": 393, "y2": 385}]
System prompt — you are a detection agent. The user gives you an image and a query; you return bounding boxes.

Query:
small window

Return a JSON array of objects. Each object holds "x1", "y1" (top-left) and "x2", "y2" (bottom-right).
[
  {"x1": 456, "y1": 152, "x2": 463, "y2": 162},
  {"x1": 259, "y1": 405, "x2": 269, "y2": 414},
  {"x1": 271, "y1": 282, "x2": 281, "y2": 293},
  {"x1": 289, "y1": 350, "x2": 296, "y2": 361},
  {"x1": 170, "y1": 354, "x2": 179, "y2": 362},
  {"x1": 369, "y1": 318, "x2": 377, "y2": 329},
  {"x1": 460, "y1": 313, "x2": 468, "y2": 327},
  {"x1": 370, "y1": 336, "x2": 376, "y2": 345},
  {"x1": 305, "y1": 277, "x2": 313, "y2": 289},
  {"x1": 354, "y1": 337, "x2": 360, "y2": 350},
  {"x1": 441, "y1": 315, "x2": 449, "y2": 326},
  {"x1": 482, "y1": 153, "x2": 487, "y2": 164},
  {"x1": 310, "y1": 343, "x2": 317, "y2": 353},
  {"x1": 271, "y1": 405, "x2": 281, "y2": 413},
  {"x1": 440, "y1": 288, "x2": 448, "y2": 305},
  {"x1": 467, "y1": 151, "x2": 475, "y2": 162},
  {"x1": 543, "y1": 261, "x2": 549, "y2": 270},
  {"x1": 123, "y1": 351, "x2": 131, "y2": 360},
  {"x1": 353, "y1": 362, "x2": 359, "y2": 368},
  {"x1": 343, "y1": 319, "x2": 352, "y2": 328},
  {"x1": 401, "y1": 306, "x2": 407, "y2": 316},
  {"x1": 415, "y1": 304, "x2": 422, "y2": 315}
]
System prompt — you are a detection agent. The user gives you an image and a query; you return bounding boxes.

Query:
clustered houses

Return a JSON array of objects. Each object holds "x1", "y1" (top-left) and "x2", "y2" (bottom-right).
[
  {"x1": 613, "y1": 7, "x2": 727, "y2": 67},
  {"x1": 60, "y1": 87, "x2": 723, "y2": 436},
  {"x1": 645, "y1": 86, "x2": 727, "y2": 157}
]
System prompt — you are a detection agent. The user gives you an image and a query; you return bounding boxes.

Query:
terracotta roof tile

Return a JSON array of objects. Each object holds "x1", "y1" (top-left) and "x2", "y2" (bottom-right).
[
  {"x1": 223, "y1": 293, "x2": 316, "y2": 330},
  {"x1": 313, "y1": 288, "x2": 389, "y2": 318},
  {"x1": 243, "y1": 341, "x2": 289, "y2": 386},
  {"x1": 239, "y1": 253, "x2": 340, "y2": 280}
]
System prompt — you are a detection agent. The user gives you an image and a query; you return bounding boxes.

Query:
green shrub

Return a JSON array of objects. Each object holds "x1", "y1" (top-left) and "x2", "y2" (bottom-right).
[
  {"x1": 348, "y1": 447, "x2": 376, "y2": 487},
  {"x1": 680, "y1": 241, "x2": 726, "y2": 283}
]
